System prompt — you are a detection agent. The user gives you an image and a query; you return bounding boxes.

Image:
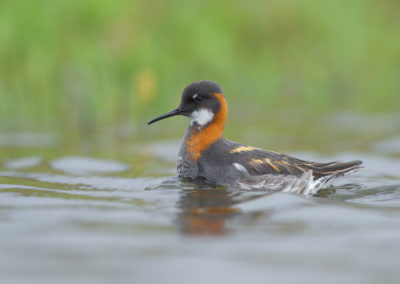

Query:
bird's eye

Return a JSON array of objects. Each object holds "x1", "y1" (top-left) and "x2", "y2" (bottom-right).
[{"x1": 192, "y1": 94, "x2": 202, "y2": 102}]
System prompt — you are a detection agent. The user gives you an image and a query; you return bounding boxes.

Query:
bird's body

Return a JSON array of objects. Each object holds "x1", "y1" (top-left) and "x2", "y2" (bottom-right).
[{"x1": 148, "y1": 80, "x2": 362, "y2": 192}]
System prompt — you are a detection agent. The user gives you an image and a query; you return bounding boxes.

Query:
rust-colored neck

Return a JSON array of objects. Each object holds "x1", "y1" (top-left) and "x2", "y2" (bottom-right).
[{"x1": 185, "y1": 93, "x2": 228, "y2": 161}]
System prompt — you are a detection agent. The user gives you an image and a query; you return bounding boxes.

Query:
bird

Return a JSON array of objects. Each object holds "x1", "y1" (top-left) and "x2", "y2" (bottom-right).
[{"x1": 147, "y1": 80, "x2": 362, "y2": 193}]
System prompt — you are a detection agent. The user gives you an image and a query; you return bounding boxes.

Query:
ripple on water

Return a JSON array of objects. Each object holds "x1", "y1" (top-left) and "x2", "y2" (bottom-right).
[
  {"x1": 4, "y1": 156, "x2": 43, "y2": 169},
  {"x1": 0, "y1": 171, "x2": 178, "y2": 211},
  {"x1": 51, "y1": 156, "x2": 130, "y2": 174},
  {"x1": 1, "y1": 151, "x2": 400, "y2": 284},
  {"x1": 346, "y1": 185, "x2": 400, "y2": 207}
]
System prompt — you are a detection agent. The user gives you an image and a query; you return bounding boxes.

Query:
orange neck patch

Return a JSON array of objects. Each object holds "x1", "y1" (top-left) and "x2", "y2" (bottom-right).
[{"x1": 185, "y1": 93, "x2": 228, "y2": 161}]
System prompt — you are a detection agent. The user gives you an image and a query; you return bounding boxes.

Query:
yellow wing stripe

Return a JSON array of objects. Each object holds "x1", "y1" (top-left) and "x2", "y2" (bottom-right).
[
  {"x1": 249, "y1": 158, "x2": 264, "y2": 165},
  {"x1": 295, "y1": 165, "x2": 306, "y2": 172},
  {"x1": 249, "y1": 158, "x2": 281, "y2": 173},
  {"x1": 279, "y1": 160, "x2": 290, "y2": 166},
  {"x1": 264, "y1": 158, "x2": 281, "y2": 173},
  {"x1": 229, "y1": 146, "x2": 256, "y2": 153}
]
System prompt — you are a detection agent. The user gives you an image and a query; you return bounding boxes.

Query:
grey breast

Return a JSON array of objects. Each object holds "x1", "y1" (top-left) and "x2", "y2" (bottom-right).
[{"x1": 176, "y1": 142, "x2": 199, "y2": 179}]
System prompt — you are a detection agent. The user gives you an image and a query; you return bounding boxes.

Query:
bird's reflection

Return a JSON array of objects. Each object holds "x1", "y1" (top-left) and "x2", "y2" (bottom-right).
[
  {"x1": 150, "y1": 177, "x2": 273, "y2": 236},
  {"x1": 175, "y1": 178, "x2": 272, "y2": 236},
  {"x1": 176, "y1": 184, "x2": 241, "y2": 235}
]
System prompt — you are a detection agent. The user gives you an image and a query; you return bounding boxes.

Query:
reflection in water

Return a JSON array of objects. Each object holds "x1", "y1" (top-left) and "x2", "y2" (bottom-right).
[
  {"x1": 175, "y1": 181, "x2": 272, "y2": 236},
  {"x1": 177, "y1": 187, "x2": 239, "y2": 235},
  {"x1": 1, "y1": 150, "x2": 400, "y2": 283}
]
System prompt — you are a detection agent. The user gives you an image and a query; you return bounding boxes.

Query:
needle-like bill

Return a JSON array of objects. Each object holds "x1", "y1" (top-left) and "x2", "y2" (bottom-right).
[{"x1": 147, "y1": 107, "x2": 182, "y2": 125}]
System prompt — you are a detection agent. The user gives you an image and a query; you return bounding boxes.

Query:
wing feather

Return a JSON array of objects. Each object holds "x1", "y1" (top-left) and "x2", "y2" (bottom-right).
[{"x1": 227, "y1": 142, "x2": 362, "y2": 179}]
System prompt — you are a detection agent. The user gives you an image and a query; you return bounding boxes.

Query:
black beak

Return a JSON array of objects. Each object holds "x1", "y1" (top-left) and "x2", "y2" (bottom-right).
[{"x1": 147, "y1": 107, "x2": 182, "y2": 125}]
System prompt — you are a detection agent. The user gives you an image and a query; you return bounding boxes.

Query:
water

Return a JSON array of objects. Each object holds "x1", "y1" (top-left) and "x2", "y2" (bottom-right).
[{"x1": 1, "y1": 130, "x2": 400, "y2": 283}]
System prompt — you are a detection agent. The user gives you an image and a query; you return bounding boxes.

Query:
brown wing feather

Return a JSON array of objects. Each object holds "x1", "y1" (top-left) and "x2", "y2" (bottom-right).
[
  {"x1": 228, "y1": 143, "x2": 362, "y2": 179},
  {"x1": 305, "y1": 160, "x2": 362, "y2": 179},
  {"x1": 236, "y1": 150, "x2": 308, "y2": 176}
]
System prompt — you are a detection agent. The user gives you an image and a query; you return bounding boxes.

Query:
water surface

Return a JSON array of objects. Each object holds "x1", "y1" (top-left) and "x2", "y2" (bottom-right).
[{"x1": 1, "y1": 128, "x2": 400, "y2": 284}]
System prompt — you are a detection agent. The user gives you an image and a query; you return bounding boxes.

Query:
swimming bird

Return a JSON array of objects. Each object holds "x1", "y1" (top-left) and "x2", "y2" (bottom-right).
[{"x1": 147, "y1": 80, "x2": 362, "y2": 193}]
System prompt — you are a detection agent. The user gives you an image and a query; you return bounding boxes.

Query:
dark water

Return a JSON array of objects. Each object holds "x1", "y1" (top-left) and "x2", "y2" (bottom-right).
[{"x1": 1, "y1": 127, "x2": 400, "y2": 283}]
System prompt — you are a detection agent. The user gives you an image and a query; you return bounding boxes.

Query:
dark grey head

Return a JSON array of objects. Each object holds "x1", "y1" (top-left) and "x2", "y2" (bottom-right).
[{"x1": 147, "y1": 80, "x2": 225, "y2": 126}]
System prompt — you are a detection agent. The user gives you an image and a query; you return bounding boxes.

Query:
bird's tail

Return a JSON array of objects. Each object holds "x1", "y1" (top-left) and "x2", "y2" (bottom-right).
[{"x1": 311, "y1": 160, "x2": 362, "y2": 181}]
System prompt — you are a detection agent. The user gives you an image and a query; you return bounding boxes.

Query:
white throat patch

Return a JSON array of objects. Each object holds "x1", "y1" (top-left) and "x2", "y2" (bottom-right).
[{"x1": 191, "y1": 109, "x2": 214, "y2": 126}]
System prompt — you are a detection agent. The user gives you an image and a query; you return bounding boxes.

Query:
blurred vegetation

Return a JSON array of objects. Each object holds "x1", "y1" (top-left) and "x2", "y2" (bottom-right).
[{"x1": 1, "y1": 0, "x2": 399, "y2": 146}]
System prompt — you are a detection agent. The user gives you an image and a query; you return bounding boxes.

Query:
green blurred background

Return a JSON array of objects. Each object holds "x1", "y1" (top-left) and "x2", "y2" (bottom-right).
[{"x1": 1, "y1": 0, "x2": 399, "y2": 154}]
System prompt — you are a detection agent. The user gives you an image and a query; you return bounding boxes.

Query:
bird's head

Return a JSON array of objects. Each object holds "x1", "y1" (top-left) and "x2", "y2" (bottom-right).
[{"x1": 147, "y1": 80, "x2": 227, "y2": 128}]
